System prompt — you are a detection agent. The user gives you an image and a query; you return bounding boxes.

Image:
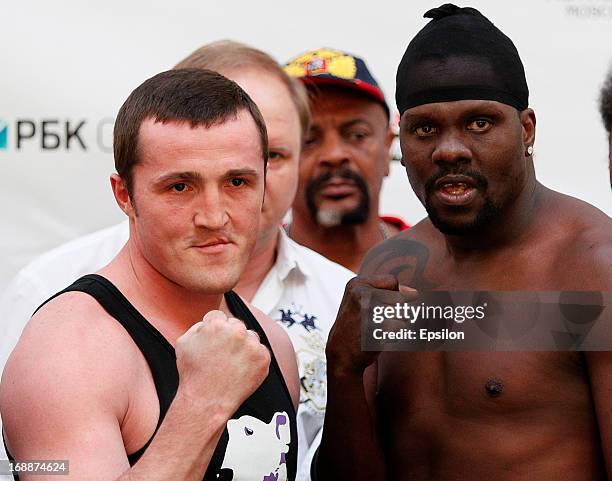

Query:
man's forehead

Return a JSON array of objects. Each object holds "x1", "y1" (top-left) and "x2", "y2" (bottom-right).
[
  {"x1": 309, "y1": 87, "x2": 388, "y2": 125},
  {"x1": 136, "y1": 115, "x2": 263, "y2": 168},
  {"x1": 139, "y1": 115, "x2": 235, "y2": 136},
  {"x1": 138, "y1": 114, "x2": 259, "y2": 149},
  {"x1": 401, "y1": 99, "x2": 515, "y2": 120}
]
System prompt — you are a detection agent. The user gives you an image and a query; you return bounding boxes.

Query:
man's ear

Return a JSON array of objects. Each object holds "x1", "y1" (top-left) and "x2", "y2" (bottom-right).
[
  {"x1": 383, "y1": 124, "x2": 395, "y2": 177},
  {"x1": 110, "y1": 173, "x2": 135, "y2": 216},
  {"x1": 520, "y1": 108, "x2": 536, "y2": 150}
]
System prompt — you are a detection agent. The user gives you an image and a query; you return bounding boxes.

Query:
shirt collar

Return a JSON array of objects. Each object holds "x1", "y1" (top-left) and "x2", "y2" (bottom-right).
[{"x1": 275, "y1": 227, "x2": 313, "y2": 281}]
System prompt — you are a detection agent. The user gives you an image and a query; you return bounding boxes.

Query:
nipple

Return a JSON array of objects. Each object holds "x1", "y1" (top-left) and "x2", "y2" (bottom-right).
[{"x1": 484, "y1": 378, "x2": 503, "y2": 397}]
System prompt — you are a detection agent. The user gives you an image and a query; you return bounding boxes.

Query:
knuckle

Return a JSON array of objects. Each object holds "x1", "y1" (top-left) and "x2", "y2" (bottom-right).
[
  {"x1": 261, "y1": 346, "x2": 272, "y2": 369},
  {"x1": 257, "y1": 345, "x2": 271, "y2": 364},
  {"x1": 352, "y1": 284, "x2": 369, "y2": 300},
  {"x1": 346, "y1": 277, "x2": 362, "y2": 291},
  {"x1": 246, "y1": 329, "x2": 261, "y2": 344},
  {"x1": 203, "y1": 309, "x2": 227, "y2": 323},
  {"x1": 230, "y1": 321, "x2": 247, "y2": 337},
  {"x1": 366, "y1": 273, "x2": 394, "y2": 285},
  {"x1": 207, "y1": 316, "x2": 225, "y2": 330},
  {"x1": 175, "y1": 334, "x2": 188, "y2": 349}
]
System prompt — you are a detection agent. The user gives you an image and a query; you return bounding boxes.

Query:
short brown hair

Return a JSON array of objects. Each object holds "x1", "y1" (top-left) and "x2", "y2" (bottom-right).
[
  {"x1": 113, "y1": 68, "x2": 268, "y2": 195},
  {"x1": 175, "y1": 40, "x2": 310, "y2": 138}
]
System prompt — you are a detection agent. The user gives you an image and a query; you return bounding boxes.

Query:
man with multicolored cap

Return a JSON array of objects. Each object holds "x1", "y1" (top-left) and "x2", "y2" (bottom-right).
[
  {"x1": 284, "y1": 49, "x2": 409, "y2": 273},
  {"x1": 315, "y1": 4, "x2": 612, "y2": 480}
]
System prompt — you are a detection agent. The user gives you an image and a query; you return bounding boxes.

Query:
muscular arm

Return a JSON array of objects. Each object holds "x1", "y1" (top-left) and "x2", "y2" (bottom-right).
[
  {"x1": 583, "y1": 231, "x2": 612, "y2": 475},
  {"x1": 315, "y1": 237, "x2": 430, "y2": 481},
  {"x1": 315, "y1": 357, "x2": 384, "y2": 481},
  {"x1": 0, "y1": 294, "x2": 269, "y2": 481},
  {"x1": 585, "y1": 351, "x2": 612, "y2": 478}
]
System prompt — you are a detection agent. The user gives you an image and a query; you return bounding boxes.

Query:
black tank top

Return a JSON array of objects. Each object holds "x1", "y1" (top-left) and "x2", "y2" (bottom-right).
[{"x1": 4, "y1": 274, "x2": 297, "y2": 481}]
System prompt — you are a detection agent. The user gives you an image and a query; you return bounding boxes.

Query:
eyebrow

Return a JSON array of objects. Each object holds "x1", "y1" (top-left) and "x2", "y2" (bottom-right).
[
  {"x1": 224, "y1": 168, "x2": 260, "y2": 178},
  {"x1": 154, "y1": 168, "x2": 260, "y2": 186},
  {"x1": 153, "y1": 171, "x2": 204, "y2": 186},
  {"x1": 266, "y1": 143, "x2": 290, "y2": 153},
  {"x1": 401, "y1": 112, "x2": 434, "y2": 123},
  {"x1": 460, "y1": 106, "x2": 505, "y2": 118},
  {"x1": 340, "y1": 119, "x2": 373, "y2": 129},
  {"x1": 402, "y1": 105, "x2": 505, "y2": 124},
  {"x1": 310, "y1": 119, "x2": 372, "y2": 131}
]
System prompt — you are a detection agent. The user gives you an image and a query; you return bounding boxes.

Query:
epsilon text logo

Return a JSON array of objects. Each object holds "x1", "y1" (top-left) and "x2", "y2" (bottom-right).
[{"x1": 0, "y1": 120, "x2": 7, "y2": 150}]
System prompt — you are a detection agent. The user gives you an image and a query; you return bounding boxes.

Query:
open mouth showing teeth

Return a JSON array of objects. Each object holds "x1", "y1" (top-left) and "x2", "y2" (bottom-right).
[
  {"x1": 433, "y1": 179, "x2": 478, "y2": 206},
  {"x1": 441, "y1": 182, "x2": 471, "y2": 195}
]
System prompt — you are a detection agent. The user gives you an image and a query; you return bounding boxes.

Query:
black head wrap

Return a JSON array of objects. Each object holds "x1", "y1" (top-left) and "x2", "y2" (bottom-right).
[{"x1": 396, "y1": 4, "x2": 529, "y2": 115}]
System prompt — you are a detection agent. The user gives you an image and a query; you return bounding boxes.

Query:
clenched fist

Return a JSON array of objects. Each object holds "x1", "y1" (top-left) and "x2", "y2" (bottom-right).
[
  {"x1": 326, "y1": 275, "x2": 418, "y2": 377},
  {"x1": 175, "y1": 310, "x2": 271, "y2": 415}
]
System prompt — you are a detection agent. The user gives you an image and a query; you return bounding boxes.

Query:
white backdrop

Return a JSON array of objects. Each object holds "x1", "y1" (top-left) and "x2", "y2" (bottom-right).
[{"x1": 1, "y1": 0, "x2": 611, "y2": 292}]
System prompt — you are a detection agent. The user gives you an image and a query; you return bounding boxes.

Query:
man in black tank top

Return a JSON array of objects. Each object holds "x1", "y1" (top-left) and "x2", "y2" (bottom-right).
[{"x1": 0, "y1": 70, "x2": 299, "y2": 481}]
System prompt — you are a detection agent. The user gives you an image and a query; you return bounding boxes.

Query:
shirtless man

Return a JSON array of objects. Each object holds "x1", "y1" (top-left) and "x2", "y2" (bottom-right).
[
  {"x1": 316, "y1": 5, "x2": 612, "y2": 480},
  {"x1": 0, "y1": 69, "x2": 299, "y2": 480}
]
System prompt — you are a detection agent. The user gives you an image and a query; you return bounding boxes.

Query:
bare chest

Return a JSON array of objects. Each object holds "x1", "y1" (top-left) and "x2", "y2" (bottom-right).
[
  {"x1": 377, "y1": 352, "x2": 587, "y2": 415},
  {"x1": 426, "y1": 248, "x2": 562, "y2": 290},
  {"x1": 374, "y1": 352, "x2": 603, "y2": 479}
]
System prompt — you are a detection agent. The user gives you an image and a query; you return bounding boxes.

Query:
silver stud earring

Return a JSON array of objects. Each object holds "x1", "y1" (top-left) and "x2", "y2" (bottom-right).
[{"x1": 526, "y1": 145, "x2": 534, "y2": 156}]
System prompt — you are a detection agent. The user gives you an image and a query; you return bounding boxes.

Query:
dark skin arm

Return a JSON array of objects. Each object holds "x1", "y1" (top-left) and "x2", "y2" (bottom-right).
[
  {"x1": 316, "y1": 234, "x2": 439, "y2": 480},
  {"x1": 584, "y1": 239, "x2": 612, "y2": 476},
  {"x1": 314, "y1": 276, "x2": 388, "y2": 481},
  {"x1": 585, "y1": 351, "x2": 612, "y2": 478},
  {"x1": 315, "y1": 262, "x2": 419, "y2": 481}
]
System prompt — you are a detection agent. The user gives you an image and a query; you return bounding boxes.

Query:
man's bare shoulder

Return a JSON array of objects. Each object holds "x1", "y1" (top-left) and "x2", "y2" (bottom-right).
[
  {"x1": 545, "y1": 190, "x2": 612, "y2": 289},
  {"x1": 16, "y1": 291, "x2": 142, "y2": 363},
  {"x1": 246, "y1": 301, "x2": 288, "y2": 345},
  {"x1": 245, "y1": 300, "x2": 294, "y2": 366},
  {"x1": 549, "y1": 188, "x2": 610, "y2": 224},
  {"x1": 1, "y1": 292, "x2": 141, "y2": 420},
  {"x1": 241, "y1": 299, "x2": 299, "y2": 408},
  {"x1": 360, "y1": 218, "x2": 442, "y2": 285},
  {"x1": 569, "y1": 220, "x2": 612, "y2": 290}
]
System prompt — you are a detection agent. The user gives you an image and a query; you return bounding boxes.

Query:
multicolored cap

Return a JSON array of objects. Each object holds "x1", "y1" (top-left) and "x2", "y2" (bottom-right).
[{"x1": 284, "y1": 48, "x2": 389, "y2": 115}]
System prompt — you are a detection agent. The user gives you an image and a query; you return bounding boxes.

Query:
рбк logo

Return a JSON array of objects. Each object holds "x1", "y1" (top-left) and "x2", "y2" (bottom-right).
[{"x1": 0, "y1": 121, "x2": 7, "y2": 150}]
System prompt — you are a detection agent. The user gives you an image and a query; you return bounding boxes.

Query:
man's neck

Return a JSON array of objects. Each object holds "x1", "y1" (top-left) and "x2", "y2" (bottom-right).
[
  {"x1": 234, "y1": 227, "x2": 280, "y2": 302},
  {"x1": 442, "y1": 179, "x2": 545, "y2": 259},
  {"x1": 289, "y1": 210, "x2": 382, "y2": 272}
]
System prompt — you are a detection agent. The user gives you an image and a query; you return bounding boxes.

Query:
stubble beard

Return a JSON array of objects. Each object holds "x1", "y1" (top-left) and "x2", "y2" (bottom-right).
[{"x1": 425, "y1": 197, "x2": 501, "y2": 236}]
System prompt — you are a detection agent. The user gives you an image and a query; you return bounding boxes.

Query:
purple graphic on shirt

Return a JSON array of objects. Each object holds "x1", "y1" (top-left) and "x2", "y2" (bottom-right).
[
  {"x1": 221, "y1": 411, "x2": 291, "y2": 481},
  {"x1": 275, "y1": 413, "x2": 287, "y2": 439}
]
